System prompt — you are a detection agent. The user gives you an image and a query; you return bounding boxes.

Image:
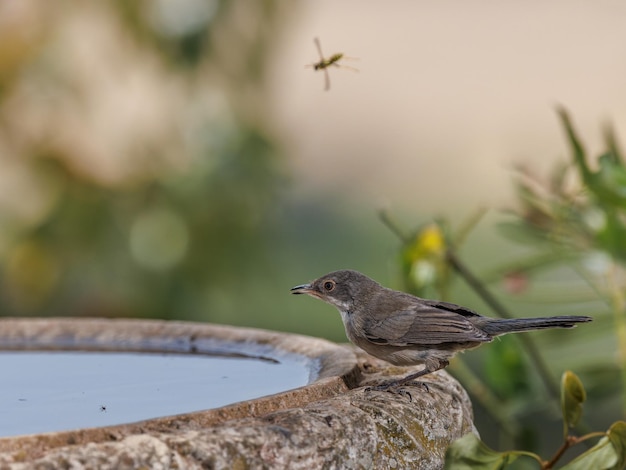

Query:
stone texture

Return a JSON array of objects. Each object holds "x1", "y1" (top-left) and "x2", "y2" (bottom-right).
[{"x1": 0, "y1": 319, "x2": 475, "y2": 469}]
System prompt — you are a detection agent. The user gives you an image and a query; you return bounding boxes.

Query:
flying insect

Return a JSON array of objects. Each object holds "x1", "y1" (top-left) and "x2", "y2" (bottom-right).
[{"x1": 306, "y1": 37, "x2": 358, "y2": 91}]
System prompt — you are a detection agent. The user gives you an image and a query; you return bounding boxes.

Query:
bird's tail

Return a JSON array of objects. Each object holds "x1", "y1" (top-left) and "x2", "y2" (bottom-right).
[{"x1": 481, "y1": 315, "x2": 592, "y2": 336}]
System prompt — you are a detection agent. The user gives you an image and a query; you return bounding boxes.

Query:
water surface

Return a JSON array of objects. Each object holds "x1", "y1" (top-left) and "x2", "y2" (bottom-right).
[{"x1": 0, "y1": 351, "x2": 310, "y2": 437}]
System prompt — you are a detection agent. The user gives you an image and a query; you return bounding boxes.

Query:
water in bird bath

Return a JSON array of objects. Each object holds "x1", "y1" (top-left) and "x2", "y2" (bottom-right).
[{"x1": 0, "y1": 350, "x2": 310, "y2": 438}]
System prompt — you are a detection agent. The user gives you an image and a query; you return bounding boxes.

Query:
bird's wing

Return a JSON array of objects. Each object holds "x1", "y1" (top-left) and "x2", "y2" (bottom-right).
[
  {"x1": 421, "y1": 299, "x2": 482, "y2": 318},
  {"x1": 363, "y1": 305, "x2": 491, "y2": 346}
]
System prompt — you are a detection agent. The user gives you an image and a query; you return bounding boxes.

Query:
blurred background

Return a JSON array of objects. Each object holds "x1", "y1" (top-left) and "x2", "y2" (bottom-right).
[{"x1": 1, "y1": 0, "x2": 625, "y2": 462}]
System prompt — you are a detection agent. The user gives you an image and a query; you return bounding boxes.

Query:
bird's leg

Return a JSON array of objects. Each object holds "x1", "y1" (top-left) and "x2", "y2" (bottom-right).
[{"x1": 366, "y1": 359, "x2": 449, "y2": 394}]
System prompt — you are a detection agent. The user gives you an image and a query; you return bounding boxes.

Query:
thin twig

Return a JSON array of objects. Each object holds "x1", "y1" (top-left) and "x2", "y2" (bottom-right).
[
  {"x1": 542, "y1": 432, "x2": 606, "y2": 469},
  {"x1": 378, "y1": 209, "x2": 411, "y2": 243},
  {"x1": 542, "y1": 436, "x2": 574, "y2": 469}
]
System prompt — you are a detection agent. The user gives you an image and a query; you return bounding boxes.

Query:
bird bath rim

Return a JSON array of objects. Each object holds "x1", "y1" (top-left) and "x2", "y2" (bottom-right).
[{"x1": 0, "y1": 317, "x2": 359, "y2": 457}]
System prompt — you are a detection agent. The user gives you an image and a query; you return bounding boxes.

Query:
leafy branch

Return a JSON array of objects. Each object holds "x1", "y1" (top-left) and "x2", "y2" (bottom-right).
[
  {"x1": 445, "y1": 371, "x2": 626, "y2": 469},
  {"x1": 501, "y1": 108, "x2": 626, "y2": 414}
]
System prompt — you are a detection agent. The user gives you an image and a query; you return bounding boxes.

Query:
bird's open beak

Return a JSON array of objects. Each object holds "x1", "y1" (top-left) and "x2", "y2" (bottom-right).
[{"x1": 290, "y1": 283, "x2": 314, "y2": 295}]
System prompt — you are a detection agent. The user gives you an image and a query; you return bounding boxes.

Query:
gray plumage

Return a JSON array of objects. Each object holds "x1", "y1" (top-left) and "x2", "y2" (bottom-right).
[{"x1": 291, "y1": 269, "x2": 592, "y2": 388}]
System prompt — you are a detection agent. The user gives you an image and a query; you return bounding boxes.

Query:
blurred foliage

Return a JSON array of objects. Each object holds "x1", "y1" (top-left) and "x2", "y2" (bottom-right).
[
  {"x1": 0, "y1": 1, "x2": 293, "y2": 320},
  {"x1": 500, "y1": 108, "x2": 626, "y2": 417},
  {"x1": 383, "y1": 108, "x2": 624, "y2": 459},
  {"x1": 445, "y1": 371, "x2": 626, "y2": 470}
]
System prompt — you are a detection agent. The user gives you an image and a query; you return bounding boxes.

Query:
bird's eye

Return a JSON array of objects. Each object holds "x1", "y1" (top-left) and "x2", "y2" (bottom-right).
[{"x1": 323, "y1": 280, "x2": 335, "y2": 291}]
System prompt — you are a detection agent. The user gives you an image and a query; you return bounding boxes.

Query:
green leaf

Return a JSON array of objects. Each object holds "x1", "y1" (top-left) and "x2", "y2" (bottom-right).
[
  {"x1": 444, "y1": 433, "x2": 519, "y2": 470},
  {"x1": 607, "y1": 421, "x2": 626, "y2": 468},
  {"x1": 561, "y1": 437, "x2": 617, "y2": 469},
  {"x1": 559, "y1": 419, "x2": 626, "y2": 470},
  {"x1": 561, "y1": 371, "x2": 586, "y2": 436},
  {"x1": 596, "y1": 212, "x2": 626, "y2": 262},
  {"x1": 557, "y1": 106, "x2": 593, "y2": 184},
  {"x1": 558, "y1": 107, "x2": 626, "y2": 209}
]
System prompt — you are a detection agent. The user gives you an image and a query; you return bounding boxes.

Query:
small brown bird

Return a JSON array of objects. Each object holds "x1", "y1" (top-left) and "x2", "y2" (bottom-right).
[{"x1": 291, "y1": 270, "x2": 592, "y2": 389}]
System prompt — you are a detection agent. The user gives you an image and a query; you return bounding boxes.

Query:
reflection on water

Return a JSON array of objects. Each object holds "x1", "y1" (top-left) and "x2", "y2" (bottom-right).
[{"x1": 0, "y1": 351, "x2": 310, "y2": 437}]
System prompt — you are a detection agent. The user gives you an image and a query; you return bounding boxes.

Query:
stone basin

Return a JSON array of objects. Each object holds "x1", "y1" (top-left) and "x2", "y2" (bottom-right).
[
  {"x1": 0, "y1": 317, "x2": 359, "y2": 455},
  {"x1": 0, "y1": 317, "x2": 474, "y2": 469}
]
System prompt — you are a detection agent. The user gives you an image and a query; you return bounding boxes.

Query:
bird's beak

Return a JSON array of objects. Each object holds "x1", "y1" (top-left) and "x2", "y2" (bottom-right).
[{"x1": 290, "y1": 283, "x2": 314, "y2": 295}]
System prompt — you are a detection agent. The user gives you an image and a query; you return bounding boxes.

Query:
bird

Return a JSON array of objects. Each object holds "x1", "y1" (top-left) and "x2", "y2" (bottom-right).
[{"x1": 291, "y1": 269, "x2": 592, "y2": 390}]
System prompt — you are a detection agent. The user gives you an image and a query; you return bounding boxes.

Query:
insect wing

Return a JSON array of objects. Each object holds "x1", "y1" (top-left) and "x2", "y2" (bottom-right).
[
  {"x1": 323, "y1": 68, "x2": 330, "y2": 91},
  {"x1": 313, "y1": 37, "x2": 324, "y2": 61}
]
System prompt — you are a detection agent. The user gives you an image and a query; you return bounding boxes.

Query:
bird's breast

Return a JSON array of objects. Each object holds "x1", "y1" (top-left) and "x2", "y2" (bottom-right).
[{"x1": 339, "y1": 310, "x2": 365, "y2": 345}]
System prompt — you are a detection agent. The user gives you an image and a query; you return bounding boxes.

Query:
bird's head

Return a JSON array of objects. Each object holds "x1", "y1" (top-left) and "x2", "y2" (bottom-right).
[{"x1": 290, "y1": 269, "x2": 379, "y2": 312}]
